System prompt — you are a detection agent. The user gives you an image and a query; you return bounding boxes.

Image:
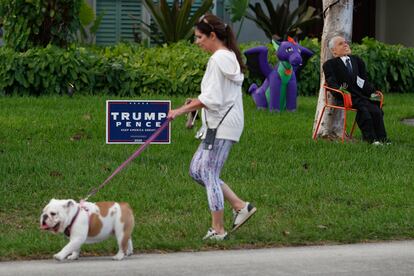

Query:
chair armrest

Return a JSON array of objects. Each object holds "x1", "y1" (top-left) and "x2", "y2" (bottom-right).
[
  {"x1": 376, "y1": 91, "x2": 384, "y2": 108},
  {"x1": 323, "y1": 84, "x2": 352, "y2": 107},
  {"x1": 323, "y1": 85, "x2": 348, "y2": 98},
  {"x1": 323, "y1": 84, "x2": 384, "y2": 109}
]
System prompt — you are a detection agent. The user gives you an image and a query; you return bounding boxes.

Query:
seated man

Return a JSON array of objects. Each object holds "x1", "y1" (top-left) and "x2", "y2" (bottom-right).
[{"x1": 323, "y1": 35, "x2": 389, "y2": 144}]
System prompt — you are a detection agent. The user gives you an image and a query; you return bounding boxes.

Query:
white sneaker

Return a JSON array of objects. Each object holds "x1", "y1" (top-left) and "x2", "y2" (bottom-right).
[
  {"x1": 202, "y1": 228, "x2": 228, "y2": 241},
  {"x1": 231, "y1": 202, "x2": 257, "y2": 232}
]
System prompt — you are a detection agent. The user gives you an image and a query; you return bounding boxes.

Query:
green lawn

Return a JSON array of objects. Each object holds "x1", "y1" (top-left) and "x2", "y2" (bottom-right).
[{"x1": 0, "y1": 94, "x2": 413, "y2": 261}]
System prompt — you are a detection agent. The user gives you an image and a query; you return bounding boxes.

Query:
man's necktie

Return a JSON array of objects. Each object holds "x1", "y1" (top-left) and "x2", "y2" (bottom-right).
[{"x1": 345, "y1": 58, "x2": 353, "y2": 74}]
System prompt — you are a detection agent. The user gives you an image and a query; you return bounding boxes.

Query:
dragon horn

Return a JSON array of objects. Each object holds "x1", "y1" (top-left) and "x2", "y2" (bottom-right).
[
  {"x1": 287, "y1": 36, "x2": 297, "y2": 45},
  {"x1": 272, "y1": 40, "x2": 279, "y2": 51}
]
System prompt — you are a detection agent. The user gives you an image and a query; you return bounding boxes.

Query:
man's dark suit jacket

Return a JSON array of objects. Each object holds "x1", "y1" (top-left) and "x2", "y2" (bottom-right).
[{"x1": 323, "y1": 55, "x2": 376, "y2": 107}]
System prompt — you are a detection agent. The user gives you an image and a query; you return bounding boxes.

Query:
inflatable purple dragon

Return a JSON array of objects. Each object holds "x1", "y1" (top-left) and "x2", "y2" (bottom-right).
[{"x1": 244, "y1": 37, "x2": 314, "y2": 112}]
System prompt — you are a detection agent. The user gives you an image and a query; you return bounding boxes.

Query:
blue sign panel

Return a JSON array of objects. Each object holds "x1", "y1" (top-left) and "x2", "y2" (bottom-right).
[{"x1": 106, "y1": 100, "x2": 170, "y2": 144}]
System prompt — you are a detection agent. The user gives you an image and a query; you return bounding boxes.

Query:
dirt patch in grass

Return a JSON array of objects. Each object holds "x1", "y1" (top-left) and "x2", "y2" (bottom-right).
[
  {"x1": 0, "y1": 211, "x2": 31, "y2": 230},
  {"x1": 401, "y1": 118, "x2": 414, "y2": 126}
]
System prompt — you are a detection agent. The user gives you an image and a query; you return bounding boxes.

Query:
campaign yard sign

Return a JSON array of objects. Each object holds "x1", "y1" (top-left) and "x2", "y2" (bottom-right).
[{"x1": 106, "y1": 100, "x2": 170, "y2": 144}]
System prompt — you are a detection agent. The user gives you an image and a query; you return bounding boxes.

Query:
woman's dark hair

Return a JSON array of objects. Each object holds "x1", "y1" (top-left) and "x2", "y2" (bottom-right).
[{"x1": 195, "y1": 13, "x2": 246, "y2": 72}]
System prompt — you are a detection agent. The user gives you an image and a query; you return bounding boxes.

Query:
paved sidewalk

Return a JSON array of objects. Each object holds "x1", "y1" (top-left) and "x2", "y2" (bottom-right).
[{"x1": 1, "y1": 241, "x2": 413, "y2": 276}]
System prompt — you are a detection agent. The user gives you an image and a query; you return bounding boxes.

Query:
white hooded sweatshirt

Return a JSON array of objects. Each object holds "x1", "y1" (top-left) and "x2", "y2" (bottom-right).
[{"x1": 198, "y1": 49, "x2": 244, "y2": 142}]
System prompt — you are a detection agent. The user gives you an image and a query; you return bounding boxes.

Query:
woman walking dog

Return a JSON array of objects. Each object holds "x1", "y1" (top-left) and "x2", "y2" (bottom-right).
[{"x1": 168, "y1": 13, "x2": 256, "y2": 240}]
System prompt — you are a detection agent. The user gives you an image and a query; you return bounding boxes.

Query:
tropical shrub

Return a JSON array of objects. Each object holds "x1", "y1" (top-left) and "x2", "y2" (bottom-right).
[
  {"x1": 0, "y1": 0, "x2": 82, "y2": 51},
  {"x1": 225, "y1": 0, "x2": 249, "y2": 39},
  {"x1": 246, "y1": 0, "x2": 320, "y2": 41},
  {"x1": 142, "y1": 0, "x2": 213, "y2": 44},
  {"x1": 78, "y1": 0, "x2": 104, "y2": 45}
]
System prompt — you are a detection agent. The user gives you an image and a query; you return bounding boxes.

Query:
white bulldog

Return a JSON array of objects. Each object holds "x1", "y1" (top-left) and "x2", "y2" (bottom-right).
[{"x1": 40, "y1": 199, "x2": 135, "y2": 261}]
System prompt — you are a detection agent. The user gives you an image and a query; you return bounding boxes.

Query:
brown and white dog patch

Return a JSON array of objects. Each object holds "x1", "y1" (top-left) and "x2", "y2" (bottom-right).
[{"x1": 40, "y1": 199, "x2": 135, "y2": 261}]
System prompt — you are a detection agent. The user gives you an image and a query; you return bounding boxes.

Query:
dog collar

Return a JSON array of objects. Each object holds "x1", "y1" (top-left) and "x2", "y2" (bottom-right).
[{"x1": 64, "y1": 207, "x2": 80, "y2": 238}]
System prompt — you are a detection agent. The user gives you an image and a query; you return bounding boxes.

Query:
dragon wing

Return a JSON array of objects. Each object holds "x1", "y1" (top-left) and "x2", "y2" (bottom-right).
[
  {"x1": 244, "y1": 46, "x2": 273, "y2": 79},
  {"x1": 299, "y1": 45, "x2": 314, "y2": 58}
]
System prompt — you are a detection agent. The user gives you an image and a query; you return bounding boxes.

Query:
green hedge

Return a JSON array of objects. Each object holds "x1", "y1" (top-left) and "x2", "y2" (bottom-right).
[
  {"x1": 0, "y1": 42, "x2": 209, "y2": 96},
  {"x1": 0, "y1": 38, "x2": 413, "y2": 96}
]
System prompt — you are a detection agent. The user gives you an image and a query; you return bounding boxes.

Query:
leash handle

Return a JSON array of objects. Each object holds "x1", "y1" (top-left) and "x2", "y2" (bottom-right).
[{"x1": 83, "y1": 118, "x2": 171, "y2": 201}]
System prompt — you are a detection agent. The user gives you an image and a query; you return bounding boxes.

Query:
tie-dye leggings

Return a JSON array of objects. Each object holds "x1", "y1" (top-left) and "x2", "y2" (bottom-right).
[{"x1": 189, "y1": 139, "x2": 234, "y2": 211}]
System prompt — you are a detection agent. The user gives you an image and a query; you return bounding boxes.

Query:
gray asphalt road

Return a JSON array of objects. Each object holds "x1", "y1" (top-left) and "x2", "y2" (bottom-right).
[{"x1": 1, "y1": 241, "x2": 413, "y2": 276}]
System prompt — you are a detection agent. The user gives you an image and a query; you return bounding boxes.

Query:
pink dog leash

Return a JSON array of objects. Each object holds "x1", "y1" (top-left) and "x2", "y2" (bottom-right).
[{"x1": 84, "y1": 118, "x2": 171, "y2": 201}]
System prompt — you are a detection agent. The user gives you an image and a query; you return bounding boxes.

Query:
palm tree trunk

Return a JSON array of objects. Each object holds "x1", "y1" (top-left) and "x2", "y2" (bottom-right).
[{"x1": 313, "y1": 0, "x2": 353, "y2": 139}]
